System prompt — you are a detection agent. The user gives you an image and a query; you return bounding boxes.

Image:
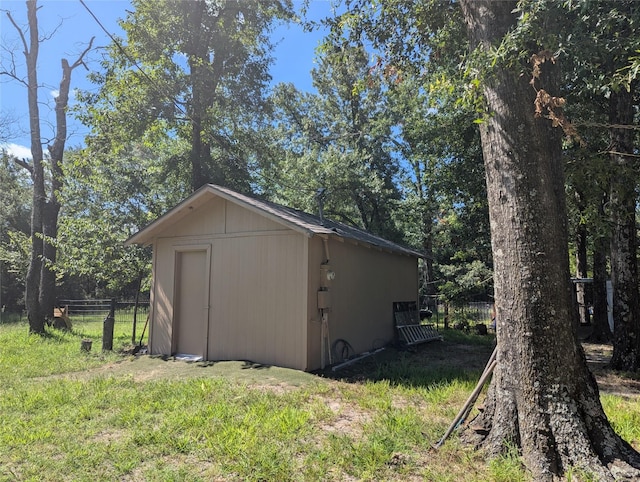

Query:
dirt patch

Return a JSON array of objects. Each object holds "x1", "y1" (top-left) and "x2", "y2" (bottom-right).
[
  {"x1": 583, "y1": 343, "x2": 640, "y2": 399},
  {"x1": 318, "y1": 399, "x2": 372, "y2": 437}
]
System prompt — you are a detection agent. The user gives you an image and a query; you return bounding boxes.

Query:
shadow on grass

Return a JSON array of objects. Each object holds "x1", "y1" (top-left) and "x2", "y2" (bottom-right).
[
  {"x1": 0, "y1": 312, "x2": 25, "y2": 325},
  {"x1": 315, "y1": 329, "x2": 496, "y2": 389},
  {"x1": 133, "y1": 355, "x2": 275, "y2": 373},
  {"x1": 105, "y1": 329, "x2": 495, "y2": 389}
]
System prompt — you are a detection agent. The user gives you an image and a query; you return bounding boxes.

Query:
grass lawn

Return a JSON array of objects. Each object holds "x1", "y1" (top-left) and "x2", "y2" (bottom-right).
[{"x1": 0, "y1": 320, "x2": 638, "y2": 481}]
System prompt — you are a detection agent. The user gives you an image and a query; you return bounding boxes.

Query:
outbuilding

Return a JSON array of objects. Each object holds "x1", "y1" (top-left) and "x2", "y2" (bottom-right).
[{"x1": 126, "y1": 184, "x2": 422, "y2": 371}]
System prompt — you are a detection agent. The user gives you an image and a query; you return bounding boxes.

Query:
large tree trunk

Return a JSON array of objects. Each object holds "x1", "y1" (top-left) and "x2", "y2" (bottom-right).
[
  {"x1": 608, "y1": 88, "x2": 640, "y2": 371},
  {"x1": 459, "y1": 2, "x2": 640, "y2": 479},
  {"x1": 186, "y1": 0, "x2": 219, "y2": 191}
]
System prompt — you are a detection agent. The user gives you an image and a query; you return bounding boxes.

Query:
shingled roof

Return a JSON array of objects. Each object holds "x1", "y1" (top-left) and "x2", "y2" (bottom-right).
[{"x1": 126, "y1": 184, "x2": 424, "y2": 258}]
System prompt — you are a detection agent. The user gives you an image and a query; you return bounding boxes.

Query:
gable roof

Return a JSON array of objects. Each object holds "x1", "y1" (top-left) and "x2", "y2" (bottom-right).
[{"x1": 126, "y1": 184, "x2": 424, "y2": 258}]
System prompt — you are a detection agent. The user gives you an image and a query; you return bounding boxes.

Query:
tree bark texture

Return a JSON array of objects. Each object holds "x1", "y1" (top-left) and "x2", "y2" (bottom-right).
[
  {"x1": 608, "y1": 88, "x2": 640, "y2": 371},
  {"x1": 39, "y1": 58, "x2": 71, "y2": 321},
  {"x1": 589, "y1": 197, "x2": 612, "y2": 343},
  {"x1": 24, "y1": 0, "x2": 45, "y2": 334},
  {"x1": 459, "y1": 1, "x2": 640, "y2": 479}
]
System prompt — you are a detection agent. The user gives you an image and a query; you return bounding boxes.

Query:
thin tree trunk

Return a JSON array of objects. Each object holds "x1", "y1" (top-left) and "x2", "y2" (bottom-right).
[
  {"x1": 459, "y1": 1, "x2": 640, "y2": 479},
  {"x1": 40, "y1": 46, "x2": 94, "y2": 320},
  {"x1": 574, "y1": 190, "x2": 589, "y2": 325},
  {"x1": 588, "y1": 195, "x2": 612, "y2": 343},
  {"x1": 23, "y1": 0, "x2": 45, "y2": 334},
  {"x1": 131, "y1": 273, "x2": 143, "y2": 344},
  {"x1": 421, "y1": 201, "x2": 436, "y2": 300},
  {"x1": 608, "y1": 88, "x2": 640, "y2": 371}
]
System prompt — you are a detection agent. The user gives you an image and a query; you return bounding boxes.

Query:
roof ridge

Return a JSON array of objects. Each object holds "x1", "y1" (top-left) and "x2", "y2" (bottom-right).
[{"x1": 207, "y1": 184, "x2": 424, "y2": 258}]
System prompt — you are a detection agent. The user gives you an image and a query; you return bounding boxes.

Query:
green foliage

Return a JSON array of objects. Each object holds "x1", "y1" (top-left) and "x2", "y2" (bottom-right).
[
  {"x1": 77, "y1": 0, "x2": 295, "y2": 192},
  {"x1": 556, "y1": 2, "x2": 640, "y2": 281},
  {"x1": 267, "y1": 32, "x2": 403, "y2": 240},
  {"x1": 268, "y1": 4, "x2": 493, "y2": 308},
  {"x1": 56, "y1": 146, "x2": 170, "y2": 297},
  {"x1": 313, "y1": 1, "x2": 493, "y2": 302},
  {"x1": 0, "y1": 152, "x2": 31, "y2": 310}
]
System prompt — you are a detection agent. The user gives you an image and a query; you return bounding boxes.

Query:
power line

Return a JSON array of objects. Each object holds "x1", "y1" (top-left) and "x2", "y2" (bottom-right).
[
  {"x1": 77, "y1": 1, "x2": 381, "y2": 203},
  {"x1": 78, "y1": 0, "x2": 189, "y2": 120},
  {"x1": 80, "y1": 0, "x2": 328, "y2": 199}
]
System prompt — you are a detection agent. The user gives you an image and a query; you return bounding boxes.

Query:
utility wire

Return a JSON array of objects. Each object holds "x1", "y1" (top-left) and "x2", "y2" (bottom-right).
[
  {"x1": 79, "y1": 0, "x2": 317, "y2": 195},
  {"x1": 78, "y1": 0, "x2": 189, "y2": 120},
  {"x1": 77, "y1": 0, "x2": 398, "y2": 202}
]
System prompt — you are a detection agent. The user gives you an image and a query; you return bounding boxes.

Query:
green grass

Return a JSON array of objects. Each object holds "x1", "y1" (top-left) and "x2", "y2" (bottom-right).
[
  {"x1": 0, "y1": 322, "x2": 637, "y2": 481},
  {"x1": 442, "y1": 327, "x2": 496, "y2": 346},
  {"x1": 601, "y1": 394, "x2": 640, "y2": 445}
]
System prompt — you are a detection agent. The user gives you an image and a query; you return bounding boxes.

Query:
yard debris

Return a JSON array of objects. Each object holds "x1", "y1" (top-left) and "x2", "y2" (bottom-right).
[
  {"x1": 433, "y1": 345, "x2": 497, "y2": 449},
  {"x1": 331, "y1": 347, "x2": 385, "y2": 372}
]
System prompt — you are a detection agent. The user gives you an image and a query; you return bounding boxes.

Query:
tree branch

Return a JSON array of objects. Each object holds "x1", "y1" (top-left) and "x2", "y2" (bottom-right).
[
  {"x1": 13, "y1": 156, "x2": 33, "y2": 174},
  {"x1": 69, "y1": 36, "x2": 95, "y2": 71},
  {"x1": 0, "y1": 45, "x2": 28, "y2": 87},
  {"x1": 5, "y1": 10, "x2": 29, "y2": 56}
]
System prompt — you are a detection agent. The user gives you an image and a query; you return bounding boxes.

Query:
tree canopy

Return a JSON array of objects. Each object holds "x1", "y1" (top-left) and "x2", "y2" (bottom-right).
[{"x1": 78, "y1": 0, "x2": 295, "y2": 193}]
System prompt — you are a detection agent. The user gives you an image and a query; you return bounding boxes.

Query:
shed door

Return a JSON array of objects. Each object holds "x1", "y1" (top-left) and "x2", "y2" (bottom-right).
[{"x1": 173, "y1": 248, "x2": 210, "y2": 357}]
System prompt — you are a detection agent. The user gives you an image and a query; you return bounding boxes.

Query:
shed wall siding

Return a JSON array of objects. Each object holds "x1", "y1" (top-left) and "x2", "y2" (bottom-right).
[
  {"x1": 224, "y1": 200, "x2": 285, "y2": 233},
  {"x1": 167, "y1": 197, "x2": 226, "y2": 237},
  {"x1": 306, "y1": 237, "x2": 325, "y2": 369},
  {"x1": 162, "y1": 197, "x2": 286, "y2": 238},
  {"x1": 327, "y1": 240, "x2": 418, "y2": 357},
  {"x1": 147, "y1": 200, "x2": 308, "y2": 369},
  {"x1": 208, "y1": 232, "x2": 306, "y2": 369}
]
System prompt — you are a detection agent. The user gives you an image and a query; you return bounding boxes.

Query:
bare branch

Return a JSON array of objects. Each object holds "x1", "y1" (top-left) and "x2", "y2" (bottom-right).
[
  {"x1": 13, "y1": 155, "x2": 33, "y2": 174},
  {"x1": 0, "y1": 110, "x2": 21, "y2": 141},
  {"x1": 0, "y1": 45, "x2": 28, "y2": 86},
  {"x1": 47, "y1": 36, "x2": 96, "y2": 168},
  {"x1": 5, "y1": 10, "x2": 29, "y2": 57},
  {"x1": 39, "y1": 16, "x2": 63, "y2": 43},
  {"x1": 69, "y1": 36, "x2": 95, "y2": 71}
]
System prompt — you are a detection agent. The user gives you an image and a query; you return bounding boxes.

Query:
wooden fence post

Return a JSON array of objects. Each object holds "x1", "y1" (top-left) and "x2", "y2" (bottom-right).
[{"x1": 102, "y1": 298, "x2": 116, "y2": 351}]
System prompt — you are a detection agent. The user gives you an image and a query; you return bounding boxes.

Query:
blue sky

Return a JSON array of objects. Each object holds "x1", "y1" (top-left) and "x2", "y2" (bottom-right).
[{"x1": 0, "y1": 0, "x2": 337, "y2": 157}]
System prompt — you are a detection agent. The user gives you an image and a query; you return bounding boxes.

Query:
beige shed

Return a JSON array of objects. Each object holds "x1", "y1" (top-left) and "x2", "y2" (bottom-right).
[{"x1": 126, "y1": 184, "x2": 422, "y2": 371}]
